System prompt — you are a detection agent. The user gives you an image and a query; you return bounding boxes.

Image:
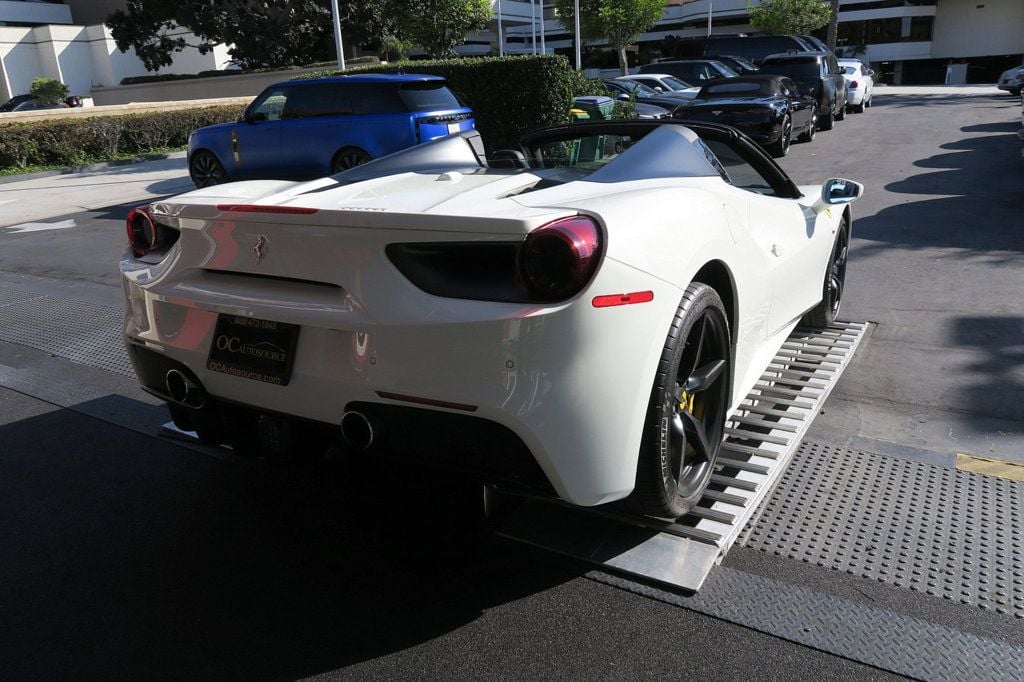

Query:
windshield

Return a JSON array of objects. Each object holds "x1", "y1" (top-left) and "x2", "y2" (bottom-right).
[
  {"x1": 661, "y1": 76, "x2": 693, "y2": 90},
  {"x1": 618, "y1": 81, "x2": 659, "y2": 96}
]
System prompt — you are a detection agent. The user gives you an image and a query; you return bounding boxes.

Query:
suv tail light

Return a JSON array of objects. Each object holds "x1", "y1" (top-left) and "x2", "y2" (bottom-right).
[
  {"x1": 849, "y1": 80, "x2": 859, "y2": 89},
  {"x1": 519, "y1": 216, "x2": 602, "y2": 301},
  {"x1": 386, "y1": 215, "x2": 603, "y2": 303},
  {"x1": 126, "y1": 205, "x2": 178, "y2": 259}
]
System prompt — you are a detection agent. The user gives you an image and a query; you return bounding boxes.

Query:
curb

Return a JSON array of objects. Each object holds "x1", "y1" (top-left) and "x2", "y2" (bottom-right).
[{"x1": 0, "y1": 151, "x2": 188, "y2": 186}]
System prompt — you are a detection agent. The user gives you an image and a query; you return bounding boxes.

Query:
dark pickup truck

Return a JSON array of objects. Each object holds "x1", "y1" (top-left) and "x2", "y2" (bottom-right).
[{"x1": 758, "y1": 51, "x2": 848, "y2": 130}]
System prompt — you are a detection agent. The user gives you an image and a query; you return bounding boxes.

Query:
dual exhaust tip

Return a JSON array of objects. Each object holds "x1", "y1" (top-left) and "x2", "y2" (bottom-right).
[
  {"x1": 167, "y1": 368, "x2": 378, "y2": 450},
  {"x1": 165, "y1": 369, "x2": 206, "y2": 409}
]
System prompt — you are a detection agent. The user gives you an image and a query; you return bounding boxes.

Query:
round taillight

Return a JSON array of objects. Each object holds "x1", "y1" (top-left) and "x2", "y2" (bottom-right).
[
  {"x1": 850, "y1": 80, "x2": 859, "y2": 89},
  {"x1": 126, "y1": 205, "x2": 156, "y2": 257},
  {"x1": 519, "y1": 215, "x2": 602, "y2": 301}
]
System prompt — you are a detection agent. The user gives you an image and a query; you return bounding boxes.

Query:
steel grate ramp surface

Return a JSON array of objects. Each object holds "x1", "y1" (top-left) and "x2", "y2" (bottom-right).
[{"x1": 496, "y1": 321, "x2": 868, "y2": 591}]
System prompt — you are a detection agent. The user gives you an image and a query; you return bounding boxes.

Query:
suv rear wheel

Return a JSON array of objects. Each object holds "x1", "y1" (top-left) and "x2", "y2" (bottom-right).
[{"x1": 332, "y1": 147, "x2": 372, "y2": 173}]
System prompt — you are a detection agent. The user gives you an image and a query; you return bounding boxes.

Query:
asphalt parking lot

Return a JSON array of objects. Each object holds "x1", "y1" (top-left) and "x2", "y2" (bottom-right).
[{"x1": 0, "y1": 86, "x2": 1021, "y2": 679}]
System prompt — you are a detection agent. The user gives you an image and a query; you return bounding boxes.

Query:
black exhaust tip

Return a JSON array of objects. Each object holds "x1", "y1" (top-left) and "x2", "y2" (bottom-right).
[
  {"x1": 341, "y1": 411, "x2": 377, "y2": 450},
  {"x1": 165, "y1": 369, "x2": 206, "y2": 409}
]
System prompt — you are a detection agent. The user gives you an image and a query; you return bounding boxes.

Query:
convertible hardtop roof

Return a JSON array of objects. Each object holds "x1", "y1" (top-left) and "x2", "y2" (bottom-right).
[{"x1": 285, "y1": 73, "x2": 446, "y2": 87}]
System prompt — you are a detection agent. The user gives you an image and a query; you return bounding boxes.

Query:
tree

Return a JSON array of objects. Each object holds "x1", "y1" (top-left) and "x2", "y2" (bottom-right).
[
  {"x1": 391, "y1": 0, "x2": 492, "y2": 59},
  {"x1": 554, "y1": 0, "x2": 664, "y2": 75},
  {"x1": 107, "y1": 1, "x2": 394, "y2": 72},
  {"x1": 30, "y1": 77, "x2": 69, "y2": 105},
  {"x1": 747, "y1": 0, "x2": 831, "y2": 36},
  {"x1": 826, "y1": 0, "x2": 840, "y2": 51}
]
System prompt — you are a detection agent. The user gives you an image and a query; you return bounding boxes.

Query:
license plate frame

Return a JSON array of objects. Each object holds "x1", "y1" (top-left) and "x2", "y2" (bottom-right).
[{"x1": 206, "y1": 314, "x2": 300, "y2": 386}]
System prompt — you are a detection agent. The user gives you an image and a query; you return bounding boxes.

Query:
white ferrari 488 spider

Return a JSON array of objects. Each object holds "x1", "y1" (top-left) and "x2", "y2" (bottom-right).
[{"x1": 121, "y1": 120, "x2": 862, "y2": 518}]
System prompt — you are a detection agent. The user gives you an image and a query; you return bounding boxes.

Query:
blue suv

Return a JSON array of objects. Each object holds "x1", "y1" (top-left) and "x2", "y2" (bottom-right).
[{"x1": 187, "y1": 74, "x2": 475, "y2": 187}]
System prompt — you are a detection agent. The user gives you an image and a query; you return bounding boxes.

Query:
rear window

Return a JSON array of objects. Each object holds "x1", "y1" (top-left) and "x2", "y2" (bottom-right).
[
  {"x1": 760, "y1": 58, "x2": 821, "y2": 79},
  {"x1": 702, "y1": 81, "x2": 770, "y2": 97},
  {"x1": 398, "y1": 82, "x2": 464, "y2": 112}
]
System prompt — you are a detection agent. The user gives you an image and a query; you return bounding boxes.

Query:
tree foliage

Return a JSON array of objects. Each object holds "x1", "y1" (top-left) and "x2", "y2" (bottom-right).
[
  {"x1": 747, "y1": 0, "x2": 831, "y2": 36},
  {"x1": 391, "y1": 0, "x2": 492, "y2": 59},
  {"x1": 107, "y1": 1, "x2": 394, "y2": 72},
  {"x1": 30, "y1": 77, "x2": 69, "y2": 105},
  {"x1": 554, "y1": 0, "x2": 664, "y2": 75}
]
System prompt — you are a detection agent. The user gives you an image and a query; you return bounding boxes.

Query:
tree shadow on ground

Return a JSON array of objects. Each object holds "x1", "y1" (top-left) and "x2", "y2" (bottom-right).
[
  {"x1": 853, "y1": 124, "x2": 1023, "y2": 259},
  {"x1": 0, "y1": 400, "x2": 580, "y2": 680},
  {"x1": 947, "y1": 316, "x2": 1024, "y2": 427}
]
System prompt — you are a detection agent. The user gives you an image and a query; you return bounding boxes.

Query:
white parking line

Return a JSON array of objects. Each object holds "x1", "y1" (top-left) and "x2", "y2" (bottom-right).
[{"x1": 4, "y1": 218, "x2": 77, "y2": 234}]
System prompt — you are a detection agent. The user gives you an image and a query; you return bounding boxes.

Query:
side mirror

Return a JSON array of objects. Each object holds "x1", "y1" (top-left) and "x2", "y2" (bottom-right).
[
  {"x1": 616, "y1": 93, "x2": 630, "y2": 102},
  {"x1": 654, "y1": 86, "x2": 663, "y2": 93},
  {"x1": 244, "y1": 111, "x2": 267, "y2": 123},
  {"x1": 822, "y1": 178, "x2": 864, "y2": 205}
]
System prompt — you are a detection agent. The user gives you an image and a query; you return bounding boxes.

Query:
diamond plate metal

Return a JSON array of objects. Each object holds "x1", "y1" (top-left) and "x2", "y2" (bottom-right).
[
  {"x1": 590, "y1": 567, "x2": 1024, "y2": 681},
  {"x1": 0, "y1": 285, "x2": 130, "y2": 376},
  {"x1": 744, "y1": 441, "x2": 1024, "y2": 619}
]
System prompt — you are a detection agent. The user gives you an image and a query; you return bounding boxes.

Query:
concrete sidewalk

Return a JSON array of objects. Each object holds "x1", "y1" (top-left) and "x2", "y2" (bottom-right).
[{"x1": 0, "y1": 156, "x2": 193, "y2": 228}]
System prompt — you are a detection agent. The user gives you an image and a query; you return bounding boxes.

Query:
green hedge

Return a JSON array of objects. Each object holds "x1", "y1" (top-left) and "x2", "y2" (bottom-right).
[
  {"x1": 0, "y1": 104, "x2": 245, "y2": 170},
  {"x1": 296, "y1": 55, "x2": 599, "y2": 152}
]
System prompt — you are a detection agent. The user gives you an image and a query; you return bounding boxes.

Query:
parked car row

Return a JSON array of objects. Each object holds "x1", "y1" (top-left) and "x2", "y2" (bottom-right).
[{"x1": 0, "y1": 94, "x2": 83, "y2": 112}]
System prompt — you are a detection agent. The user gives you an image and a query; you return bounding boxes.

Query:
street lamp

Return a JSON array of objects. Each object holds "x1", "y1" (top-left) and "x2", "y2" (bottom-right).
[
  {"x1": 574, "y1": 0, "x2": 581, "y2": 69},
  {"x1": 330, "y1": 0, "x2": 346, "y2": 70},
  {"x1": 497, "y1": 0, "x2": 505, "y2": 56}
]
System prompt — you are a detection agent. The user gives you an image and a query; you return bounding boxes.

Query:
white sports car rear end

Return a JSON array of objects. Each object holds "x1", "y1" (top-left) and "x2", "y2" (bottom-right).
[{"x1": 121, "y1": 121, "x2": 862, "y2": 517}]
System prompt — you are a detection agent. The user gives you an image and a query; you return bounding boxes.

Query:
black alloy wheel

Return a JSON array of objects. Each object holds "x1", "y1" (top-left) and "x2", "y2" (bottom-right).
[
  {"x1": 802, "y1": 221, "x2": 850, "y2": 328},
  {"x1": 189, "y1": 150, "x2": 226, "y2": 188},
  {"x1": 332, "y1": 147, "x2": 372, "y2": 173},
  {"x1": 798, "y1": 113, "x2": 817, "y2": 143},
  {"x1": 633, "y1": 283, "x2": 731, "y2": 519},
  {"x1": 768, "y1": 114, "x2": 792, "y2": 158}
]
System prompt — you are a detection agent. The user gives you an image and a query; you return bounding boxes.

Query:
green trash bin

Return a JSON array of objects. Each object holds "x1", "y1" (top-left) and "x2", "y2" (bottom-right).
[
  {"x1": 573, "y1": 96, "x2": 615, "y2": 121},
  {"x1": 571, "y1": 96, "x2": 614, "y2": 163}
]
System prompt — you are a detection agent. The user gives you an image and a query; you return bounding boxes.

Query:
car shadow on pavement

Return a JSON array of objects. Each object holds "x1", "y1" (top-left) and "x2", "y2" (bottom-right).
[
  {"x1": 870, "y1": 93, "x2": 1013, "y2": 110},
  {"x1": 947, "y1": 316, "x2": 1024, "y2": 429},
  {"x1": 0, "y1": 400, "x2": 581, "y2": 680}
]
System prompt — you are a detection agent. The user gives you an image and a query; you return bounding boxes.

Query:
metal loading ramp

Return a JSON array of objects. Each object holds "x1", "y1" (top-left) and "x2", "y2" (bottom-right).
[{"x1": 495, "y1": 321, "x2": 869, "y2": 592}]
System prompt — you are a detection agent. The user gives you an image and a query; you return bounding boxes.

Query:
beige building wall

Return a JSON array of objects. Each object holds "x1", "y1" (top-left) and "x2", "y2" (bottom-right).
[{"x1": 911, "y1": 0, "x2": 1023, "y2": 60}]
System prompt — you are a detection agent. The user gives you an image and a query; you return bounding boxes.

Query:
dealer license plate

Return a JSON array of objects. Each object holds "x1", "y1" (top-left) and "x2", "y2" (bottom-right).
[{"x1": 206, "y1": 314, "x2": 299, "y2": 386}]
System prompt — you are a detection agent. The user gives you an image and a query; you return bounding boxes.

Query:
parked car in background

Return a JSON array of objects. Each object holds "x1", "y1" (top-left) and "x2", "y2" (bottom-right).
[
  {"x1": 614, "y1": 74, "x2": 701, "y2": 100},
  {"x1": 634, "y1": 102, "x2": 672, "y2": 119},
  {"x1": 838, "y1": 59, "x2": 874, "y2": 113},
  {"x1": 674, "y1": 75, "x2": 817, "y2": 157},
  {"x1": 186, "y1": 74, "x2": 475, "y2": 188},
  {"x1": 670, "y1": 35, "x2": 822, "y2": 65},
  {"x1": 638, "y1": 59, "x2": 739, "y2": 85},
  {"x1": 759, "y1": 52, "x2": 847, "y2": 130},
  {"x1": 997, "y1": 65, "x2": 1024, "y2": 96},
  {"x1": 704, "y1": 55, "x2": 760, "y2": 76},
  {"x1": 602, "y1": 79, "x2": 697, "y2": 109},
  {"x1": 0, "y1": 94, "x2": 78, "y2": 112}
]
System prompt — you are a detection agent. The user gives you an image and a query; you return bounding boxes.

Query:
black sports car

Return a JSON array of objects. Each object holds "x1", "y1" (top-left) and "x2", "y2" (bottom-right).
[{"x1": 672, "y1": 75, "x2": 817, "y2": 158}]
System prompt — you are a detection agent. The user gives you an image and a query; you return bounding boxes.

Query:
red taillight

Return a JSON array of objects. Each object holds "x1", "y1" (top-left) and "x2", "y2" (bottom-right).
[
  {"x1": 849, "y1": 80, "x2": 859, "y2": 89},
  {"x1": 126, "y1": 205, "x2": 156, "y2": 257},
  {"x1": 215, "y1": 204, "x2": 319, "y2": 214},
  {"x1": 519, "y1": 215, "x2": 602, "y2": 301}
]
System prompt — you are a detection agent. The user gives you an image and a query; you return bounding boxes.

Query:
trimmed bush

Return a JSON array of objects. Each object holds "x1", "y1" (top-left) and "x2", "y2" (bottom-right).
[
  {"x1": 296, "y1": 55, "x2": 600, "y2": 151},
  {"x1": 0, "y1": 104, "x2": 245, "y2": 170}
]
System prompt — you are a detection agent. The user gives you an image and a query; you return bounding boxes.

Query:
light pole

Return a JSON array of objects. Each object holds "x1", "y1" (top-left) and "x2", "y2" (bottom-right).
[
  {"x1": 497, "y1": 0, "x2": 505, "y2": 56},
  {"x1": 531, "y1": 0, "x2": 537, "y2": 55},
  {"x1": 540, "y1": 0, "x2": 546, "y2": 54},
  {"x1": 574, "y1": 0, "x2": 581, "y2": 69},
  {"x1": 706, "y1": 0, "x2": 713, "y2": 38},
  {"x1": 330, "y1": 0, "x2": 346, "y2": 70}
]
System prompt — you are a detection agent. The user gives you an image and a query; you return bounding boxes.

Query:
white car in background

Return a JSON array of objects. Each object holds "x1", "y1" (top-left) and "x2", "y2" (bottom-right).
[
  {"x1": 120, "y1": 121, "x2": 862, "y2": 519},
  {"x1": 838, "y1": 59, "x2": 874, "y2": 113},
  {"x1": 998, "y1": 65, "x2": 1024, "y2": 96},
  {"x1": 615, "y1": 74, "x2": 702, "y2": 101}
]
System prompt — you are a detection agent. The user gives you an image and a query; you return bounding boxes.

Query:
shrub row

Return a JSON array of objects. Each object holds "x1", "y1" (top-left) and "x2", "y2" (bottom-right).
[
  {"x1": 297, "y1": 55, "x2": 601, "y2": 152},
  {"x1": 0, "y1": 104, "x2": 245, "y2": 170},
  {"x1": 119, "y1": 56, "x2": 381, "y2": 85}
]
